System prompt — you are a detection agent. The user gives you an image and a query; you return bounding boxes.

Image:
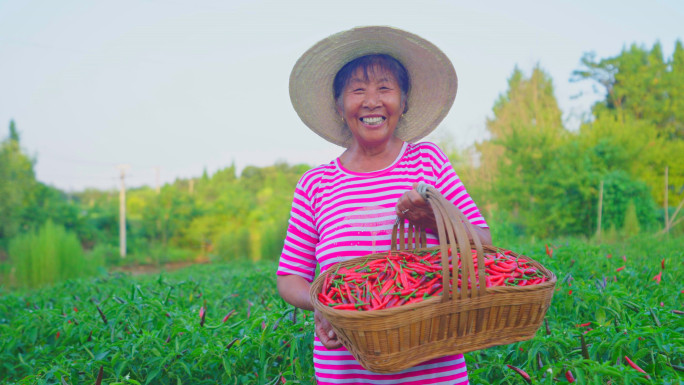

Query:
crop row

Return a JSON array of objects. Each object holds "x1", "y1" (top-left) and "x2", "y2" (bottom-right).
[
  {"x1": 1, "y1": 262, "x2": 315, "y2": 384},
  {"x1": 0, "y1": 236, "x2": 682, "y2": 384}
]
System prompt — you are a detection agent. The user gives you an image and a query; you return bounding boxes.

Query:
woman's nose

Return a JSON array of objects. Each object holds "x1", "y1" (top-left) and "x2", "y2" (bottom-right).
[{"x1": 362, "y1": 89, "x2": 380, "y2": 108}]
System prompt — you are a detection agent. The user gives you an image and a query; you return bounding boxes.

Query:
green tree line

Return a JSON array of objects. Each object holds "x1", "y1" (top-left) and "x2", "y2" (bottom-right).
[
  {"x1": 1, "y1": 40, "x2": 682, "y2": 276},
  {"x1": 450, "y1": 40, "x2": 684, "y2": 240}
]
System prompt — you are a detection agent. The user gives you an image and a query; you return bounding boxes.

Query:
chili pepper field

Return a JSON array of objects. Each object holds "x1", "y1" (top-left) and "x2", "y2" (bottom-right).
[{"x1": 0, "y1": 237, "x2": 682, "y2": 384}]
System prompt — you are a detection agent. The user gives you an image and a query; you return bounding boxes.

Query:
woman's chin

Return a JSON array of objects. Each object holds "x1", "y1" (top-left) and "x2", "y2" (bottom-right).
[{"x1": 354, "y1": 128, "x2": 397, "y2": 145}]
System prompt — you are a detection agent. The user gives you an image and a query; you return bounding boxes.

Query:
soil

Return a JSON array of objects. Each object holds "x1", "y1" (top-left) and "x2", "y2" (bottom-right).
[{"x1": 110, "y1": 259, "x2": 211, "y2": 276}]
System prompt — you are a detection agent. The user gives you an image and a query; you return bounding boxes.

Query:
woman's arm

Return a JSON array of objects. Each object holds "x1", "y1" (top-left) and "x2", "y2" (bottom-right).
[
  {"x1": 277, "y1": 274, "x2": 314, "y2": 311},
  {"x1": 277, "y1": 274, "x2": 342, "y2": 349}
]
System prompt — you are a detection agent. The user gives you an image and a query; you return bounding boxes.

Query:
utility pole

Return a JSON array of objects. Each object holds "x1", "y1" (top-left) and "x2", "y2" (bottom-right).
[{"x1": 118, "y1": 164, "x2": 131, "y2": 258}]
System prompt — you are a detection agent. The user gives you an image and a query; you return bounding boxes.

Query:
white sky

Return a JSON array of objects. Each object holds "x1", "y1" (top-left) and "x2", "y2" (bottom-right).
[{"x1": 1, "y1": 0, "x2": 682, "y2": 191}]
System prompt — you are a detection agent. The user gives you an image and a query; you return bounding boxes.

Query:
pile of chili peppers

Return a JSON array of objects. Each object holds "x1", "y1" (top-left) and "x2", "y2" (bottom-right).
[{"x1": 317, "y1": 249, "x2": 548, "y2": 311}]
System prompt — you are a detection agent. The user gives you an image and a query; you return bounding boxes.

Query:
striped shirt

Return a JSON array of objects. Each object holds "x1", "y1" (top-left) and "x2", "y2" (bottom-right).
[{"x1": 277, "y1": 141, "x2": 488, "y2": 384}]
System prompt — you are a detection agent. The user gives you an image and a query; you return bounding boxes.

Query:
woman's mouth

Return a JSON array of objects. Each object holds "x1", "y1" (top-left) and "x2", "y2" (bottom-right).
[{"x1": 360, "y1": 116, "x2": 385, "y2": 125}]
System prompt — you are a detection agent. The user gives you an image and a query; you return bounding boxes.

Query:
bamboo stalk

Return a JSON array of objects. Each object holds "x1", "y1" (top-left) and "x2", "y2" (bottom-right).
[
  {"x1": 597, "y1": 180, "x2": 604, "y2": 239},
  {"x1": 665, "y1": 166, "x2": 669, "y2": 233}
]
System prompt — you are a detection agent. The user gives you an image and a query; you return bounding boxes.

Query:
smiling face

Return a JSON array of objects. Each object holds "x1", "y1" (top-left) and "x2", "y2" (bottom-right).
[{"x1": 337, "y1": 66, "x2": 406, "y2": 148}]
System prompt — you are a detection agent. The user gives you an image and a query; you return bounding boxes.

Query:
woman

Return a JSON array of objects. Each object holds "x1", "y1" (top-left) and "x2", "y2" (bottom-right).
[{"x1": 277, "y1": 26, "x2": 492, "y2": 384}]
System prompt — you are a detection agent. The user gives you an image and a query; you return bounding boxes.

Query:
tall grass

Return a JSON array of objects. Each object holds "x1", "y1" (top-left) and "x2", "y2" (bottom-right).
[{"x1": 8, "y1": 220, "x2": 102, "y2": 288}]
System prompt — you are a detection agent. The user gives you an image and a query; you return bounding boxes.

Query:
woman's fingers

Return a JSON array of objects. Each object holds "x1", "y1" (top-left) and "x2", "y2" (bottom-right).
[
  {"x1": 396, "y1": 187, "x2": 437, "y2": 229},
  {"x1": 314, "y1": 309, "x2": 343, "y2": 349},
  {"x1": 396, "y1": 191, "x2": 424, "y2": 216}
]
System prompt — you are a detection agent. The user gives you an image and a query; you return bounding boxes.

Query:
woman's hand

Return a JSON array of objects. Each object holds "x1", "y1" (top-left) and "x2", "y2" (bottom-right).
[
  {"x1": 396, "y1": 183, "x2": 437, "y2": 229},
  {"x1": 314, "y1": 309, "x2": 342, "y2": 350},
  {"x1": 396, "y1": 183, "x2": 493, "y2": 245}
]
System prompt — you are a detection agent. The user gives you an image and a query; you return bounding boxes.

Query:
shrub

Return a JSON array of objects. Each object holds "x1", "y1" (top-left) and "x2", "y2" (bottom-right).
[
  {"x1": 212, "y1": 226, "x2": 250, "y2": 262},
  {"x1": 622, "y1": 200, "x2": 641, "y2": 237},
  {"x1": 87, "y1": 242, "x2": 121, "y2": 266},
  {"x1": 8, "y1": 220, "x2": 102, "y2": 288}
]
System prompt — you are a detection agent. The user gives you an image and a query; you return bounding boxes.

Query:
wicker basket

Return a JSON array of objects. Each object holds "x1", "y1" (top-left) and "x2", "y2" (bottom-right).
[{"x1": 309, "y1": 184, "x2": 556, "y2": 373}]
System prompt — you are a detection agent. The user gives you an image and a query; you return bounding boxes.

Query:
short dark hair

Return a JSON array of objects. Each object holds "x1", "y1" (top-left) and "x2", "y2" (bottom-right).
[{"x1": 333, "y1": 54, "x2": 410, "y2": 113}]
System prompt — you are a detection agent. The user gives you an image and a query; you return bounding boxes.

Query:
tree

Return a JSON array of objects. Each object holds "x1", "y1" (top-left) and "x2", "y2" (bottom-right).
[
  {"x1": 573, "y1": 42, "x2": 684, "y2": 215},
  {"x1": 573, "y1": 41, "x2": 684, "y2": 140},
  {"x1": 0, "y1": 121, "x2": 37, "y2": 244},
  {"x1": 9, "y1": 120, "x2": 19, "y2": 142},
  {"x1": 476, "y1": 65, "x2": 567, "y2": 235}
]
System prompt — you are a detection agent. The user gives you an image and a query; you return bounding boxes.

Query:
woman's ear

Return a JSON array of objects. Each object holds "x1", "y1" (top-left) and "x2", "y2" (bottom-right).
[{"x1": 336, "y1": 104, "x2": 345, "y2": 122}]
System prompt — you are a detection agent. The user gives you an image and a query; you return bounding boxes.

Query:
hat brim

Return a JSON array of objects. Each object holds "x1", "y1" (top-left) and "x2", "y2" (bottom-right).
[{"x1": 289, "y1": 26, "x2": 458, "y2": 148}]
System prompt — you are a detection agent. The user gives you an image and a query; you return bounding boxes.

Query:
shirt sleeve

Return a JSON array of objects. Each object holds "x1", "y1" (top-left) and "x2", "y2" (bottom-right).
[
  {"x1": 276, "y1": 175, "x2": 320, "y2": 282},
  {"x1": 428, "y1": 143, "x2": 489, "y2": 228}
]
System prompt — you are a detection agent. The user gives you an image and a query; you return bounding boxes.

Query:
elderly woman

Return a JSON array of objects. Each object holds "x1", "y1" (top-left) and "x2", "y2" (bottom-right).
[{"x1": 277, "y1": 26, "x2": 491, "y2": 384}]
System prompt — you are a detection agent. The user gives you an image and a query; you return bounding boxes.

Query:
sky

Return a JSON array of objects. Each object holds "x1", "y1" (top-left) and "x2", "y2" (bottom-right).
[{"x1": 1, "y1": 0, "x2": 682, "y2": 192}]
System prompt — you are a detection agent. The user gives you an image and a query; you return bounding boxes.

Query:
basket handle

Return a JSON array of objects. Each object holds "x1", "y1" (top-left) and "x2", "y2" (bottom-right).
[{"x1": 391, "y1": 183, "x2": 487, "y2": 302}]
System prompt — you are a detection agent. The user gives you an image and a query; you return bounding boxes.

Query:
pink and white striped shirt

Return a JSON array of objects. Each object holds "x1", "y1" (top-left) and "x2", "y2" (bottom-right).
[{"x1": 277, "y1": 141, "x2": 488, "y2": 384}]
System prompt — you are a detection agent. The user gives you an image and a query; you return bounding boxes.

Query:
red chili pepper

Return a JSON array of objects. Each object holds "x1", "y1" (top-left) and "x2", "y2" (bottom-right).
[
  {"x1": 652, "y1": 272, "x2": 662, "y2": 284},
  {"x1": 380, "y1": 279, "x2": 396, "y2": 295},
  {"x1": 624, "y1": 356, "x2": 650, "y2": 379},
  {"x1": 545, "y1": 244, "x2": 553, "y2": 258},
  {"x1": 506, "y1": 365, "x2": 532, "y2": 384},
  {"x1": 661, "y1": 258, "x2": 665, "y2": 270},
  {"x1": 332, "y1": 303, "x2": 357, "y2": 310},
  {"x1": 429, "y1": 286, "x2": 443, "y2": 296},
  {"x1": 96, "y1": 306, "x2": 108, "y2": 325},
  {"x1": 490, "y1": 276, "x2": 505, "y2": 287},
  {"x1": 318, "y1": 293, "x2": 335, "y2": 305},
  {"x1": 344, "y1": 285, "x2": 355, "y2": 304},
  {"x1": 323, "y1": 272, "x2": 331, "y2": 293},
  {"x1": 226, "y1": 337, "x2": 238, "y2": 350},
  {"x1": 222, "y1": 309, "x2": 236, "y2": 323},
  {"x1": 365, "y1": 258, "x2": 386, "y2": 267},
  {"x1": 399, "y1": 271, "x2": 410, "y2": 289},
  {"x1": 565, "y1": 370, "x2": 575, "y2": 383},
  {"x1": 491, "y1": 263, "x2": 515, "y2": 274},
  {"x1": 371, "y1": 296, "x2": 391, "y2": 310},
  {"x1": 616, "y1": 266, "x2": 625, "y2": 272},
  {"x1": 199, "y1": 306, "x2": 206, "y2": 327}
]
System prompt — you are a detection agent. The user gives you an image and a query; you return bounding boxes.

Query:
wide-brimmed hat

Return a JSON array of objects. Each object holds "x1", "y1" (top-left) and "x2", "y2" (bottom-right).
[{"x1": 289, "y1": 26, "x2": 458, "y2": 148}]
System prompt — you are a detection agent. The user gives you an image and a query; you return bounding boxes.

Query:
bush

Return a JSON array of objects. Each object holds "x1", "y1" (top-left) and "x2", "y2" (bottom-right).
[
  {"x1": 601, "y1": 171, "x2": 658, "y2": 232},
  {"x1": 87, "y1": 242, "x2": 121, "y2": 266},
  {"x1": 622, "y1": 200, "x2": 640, "y2": 237},
  {"x1": 485, "y1": 209, "x2": 524, "y2": 245},
  {"x1": 8, "y1": 220, "x2": 103, "y2": 288},
  {"x1": 0, "y1": 262, "x2": 10, "y2": 289},
  {"x1": 138, "y1": 244, "x2": 194, "y2": 265},
  {"x1": 213, "y1": 226, "x2": 250, "y2": 262},
  {"x1": 94, "y1": 242, "x2": 196, "y2": 267}
]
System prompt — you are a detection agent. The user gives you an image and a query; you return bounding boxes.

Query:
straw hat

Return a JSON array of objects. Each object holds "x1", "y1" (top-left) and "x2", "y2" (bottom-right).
[{"x1": 289, "y1": 26, "x2": 458, "y2": 148}]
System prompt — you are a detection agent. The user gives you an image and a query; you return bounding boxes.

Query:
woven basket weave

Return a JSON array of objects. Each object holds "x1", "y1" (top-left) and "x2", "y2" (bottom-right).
[{"x1": 309, "y1": 184, "x2": 556, "y2": 373}]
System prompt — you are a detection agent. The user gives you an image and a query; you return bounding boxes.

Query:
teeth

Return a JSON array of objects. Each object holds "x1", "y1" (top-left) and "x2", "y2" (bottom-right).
[{"x1": 361, "y1": 117, "x2": 384, "y2": 124}]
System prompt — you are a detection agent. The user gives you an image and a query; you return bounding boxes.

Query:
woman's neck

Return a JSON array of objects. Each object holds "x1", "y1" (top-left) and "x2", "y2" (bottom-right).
[{"x1": 339, "y1": 137, "x2": 404, "y2": 173}]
